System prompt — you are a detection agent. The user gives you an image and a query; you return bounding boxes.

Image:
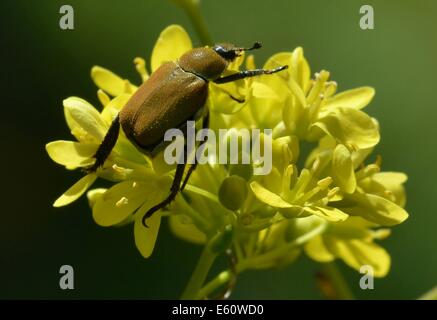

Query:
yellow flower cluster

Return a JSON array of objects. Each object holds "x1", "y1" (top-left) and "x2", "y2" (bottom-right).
[{"x1": 47, "y1": 25, "x2": 408, "y2": 278}]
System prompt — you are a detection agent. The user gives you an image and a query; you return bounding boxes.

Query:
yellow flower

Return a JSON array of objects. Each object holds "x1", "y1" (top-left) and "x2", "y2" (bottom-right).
[
  {"x1": 262, "y1": 48, "x2": 380, "y2": 150},
  {"x1": 304, "y1": 216, "x2": 391, "y2": 277},
  {"x1": 211, "y1": 55, "x2": 291, "y2": 131},
  {"x1": 250, "y1": 163, "x2": 349, "y2": 222},
  {"x1": 46, "y1": 96, "x2": 154, "y2": 204},
  {"x1": 305, "y1": 137, "x2": 408, "y2": 226}
]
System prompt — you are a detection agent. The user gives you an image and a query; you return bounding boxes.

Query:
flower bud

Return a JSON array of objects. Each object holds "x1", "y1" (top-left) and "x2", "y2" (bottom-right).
[{"x1": 218, "y1": 175, "x2": 248, "y2": 211}]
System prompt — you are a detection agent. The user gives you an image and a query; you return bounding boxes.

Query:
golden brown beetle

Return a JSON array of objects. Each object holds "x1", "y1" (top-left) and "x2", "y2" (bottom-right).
[{"x1": 87, "y1": 42, "x2": 287, "y2": 227}]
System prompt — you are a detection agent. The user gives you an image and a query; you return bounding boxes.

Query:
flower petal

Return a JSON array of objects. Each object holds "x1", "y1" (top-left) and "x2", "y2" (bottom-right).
[
  {"x1": 323, "y1": 87, "x2": 375, "y2": 111},
  {"x1": 151, "y1": 25, "x2": 192, "y2": 72},
  {"x1": 248, "y1": 81, "x2": 285, "y2": 128},
  {"x1": 306, "y1": 206, "x2": 349, "y2": 222},
  {"x1": 288, "y1": 77, "x2": 307, "y2": 109},
  {"x1": 101, "y1": 94, "x2": 131, "y2": 124},
  {"x1": 372, "y1": 172, "x2": 407, "y2": 207},
  {"x1": 351, "y1": 147, "x2": 373, "y2": 169},
  {"x1": 134, "y1": 57, "x2": 149, "y2": 82},
  {"x1": 63, "y1": 97, "x2": 107, "y2": 142},
  {"x1": 279, "y1": 204, "x2": 346, "y2": 221},
  {"x1": 92, "y1": 180, "x2": 156, "y2": 227},
  {"x1": 313, "y1": 107, "x2": 380, "y2": 150},
  {"x1": 332, "y1": 144, "x2": 356, "y2": 194},
  {"x1": 97, "y1": 89, "x2": 110, "y2": 107},
  {"x1": 290, "y1": 47, "x2": 311, "y2": 93},
  {"x1": 329, "y1": 217, "x2": 373, "y2": 240},
  {"x1": 134, "y1": 211, "x2": 161, "y2": 258},
  {"x1": 87, "y1": 188, "x2": 107, "y2": 208},
  {"x1": 260, "y1": 166, "x2": 283, "y2": 195},
  {"x1": 264, "y1": 48, "x2": 311, "y2": 93},
  {"x1": 373, "y1": 172, "x2": 407, "y2": 185},
  {"x1": 342, "y1": 192, "x2": 408, "y2": 226},
  {"x1": 46, "y1": 140, "x2": 97, "y2": 169},
  {"x1": 53, "y1": 173, "x2": 97, "y2": 207},
  {"x1": 251, "y1": 81, "x2": 280, "y2": 100},
  {"x1": 264, "y1": 52, "x2": 292, "y2": 70},
  {"x1": 208, "y1": 83, "x2": 247, "y2": 114},
  {"x1": 91, "y1": 66, "x2": 136, "y2": 96},
  {"x1": 305, "y1": 235, "x2": 335, "y2": 262},
  {"x1": 250, "y1": 181, "x2": 292, "y2": 208},
  {"x1": 326, "y1": 238, "x2": 391, "y2": 277}
]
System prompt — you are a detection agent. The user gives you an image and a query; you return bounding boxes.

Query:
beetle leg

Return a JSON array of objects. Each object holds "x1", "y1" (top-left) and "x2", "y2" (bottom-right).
[
  {"x1": 181, "y1": 111, "x2": 210, "y2": 191},
  {"x1": 142, "y1": 146, "x2": 187, "y2": 227},
  {"x1": 213, "y1": 65, "x2": 288, "y2": 84},
  {"x1": 85, "y1": 114, "x2": 120, "y2": 172}
]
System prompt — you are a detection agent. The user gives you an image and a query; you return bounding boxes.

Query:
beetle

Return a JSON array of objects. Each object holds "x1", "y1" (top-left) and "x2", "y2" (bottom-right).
[{"x1": 86, "y1": 42, "x2": 288, "y2": 227}]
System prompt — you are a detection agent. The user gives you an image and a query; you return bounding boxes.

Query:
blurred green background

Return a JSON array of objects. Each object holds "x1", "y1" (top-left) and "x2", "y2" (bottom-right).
[{"x1": 1, "y1": 0, "x2": 436, "y2": 299}]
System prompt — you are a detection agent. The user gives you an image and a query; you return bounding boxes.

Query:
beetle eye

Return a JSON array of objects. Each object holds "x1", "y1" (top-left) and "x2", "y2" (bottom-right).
[{"x1": 213, "y1": 45, "x2": 237, "y2": 61}]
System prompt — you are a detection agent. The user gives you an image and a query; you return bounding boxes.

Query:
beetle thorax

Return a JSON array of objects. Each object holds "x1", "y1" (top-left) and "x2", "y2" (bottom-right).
[{"x1": 178, "y1": 48, "x2": 228, "y2": 80}]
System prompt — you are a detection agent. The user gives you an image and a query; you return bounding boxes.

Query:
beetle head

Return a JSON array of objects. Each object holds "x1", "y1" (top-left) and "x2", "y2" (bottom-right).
[
  {"x1": 178, "y1": 42, "x2": 263, "y2": 81},
  {"x1": 213, "y1": 42, "x2": 262, "y2": 61}
]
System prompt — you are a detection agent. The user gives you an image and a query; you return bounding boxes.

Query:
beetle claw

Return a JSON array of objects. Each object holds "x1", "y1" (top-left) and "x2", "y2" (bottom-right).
[
  {"x1": 142, "y1": 214, "x2": 151, "y2": 228},
  {"x1": 82, "y1": 160, "x2": 100, "y2": 174},
  {"x1": 82, "y1": 153, "x2": 110, "y2": 174}
]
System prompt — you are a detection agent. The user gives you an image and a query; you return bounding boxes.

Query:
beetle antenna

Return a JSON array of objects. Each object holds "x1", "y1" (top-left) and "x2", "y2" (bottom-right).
[{"x1": 236, "y1": 41, "x2": 262, "y2": 52}]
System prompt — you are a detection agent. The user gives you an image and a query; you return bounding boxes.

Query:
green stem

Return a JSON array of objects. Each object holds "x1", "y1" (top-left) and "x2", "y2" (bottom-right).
[
  {"x1": 196, "y1": 261, "x2": 246, "y2": 300},
  {"x1": 184, "y1": 184, "x2": 220, "y2": 204},
  {"x1": 418, "y1": 285, "x2": 437, "y2": 300},
  {"x1": 321, "y1": 262, "x2": 354, "y2": 300},
  {"x1": 196, "y1": 223, "x2": 327, "y2": 299},
  {"x1": 196, "y1": 270, "x2": 231, "y2": 299},
  {"x1": 171, "y1": 0, "x2": 213, "y2": 45},
  {"x1": 180, "y1": 244, "x2": 217, "y2": 299}
]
